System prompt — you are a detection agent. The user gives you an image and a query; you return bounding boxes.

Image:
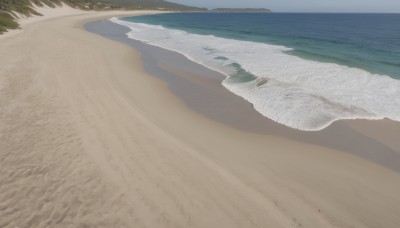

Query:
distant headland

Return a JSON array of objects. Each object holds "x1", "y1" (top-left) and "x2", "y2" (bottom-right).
[{"x1": 210, "y1": 8, "x2": 271, "y2": 13}]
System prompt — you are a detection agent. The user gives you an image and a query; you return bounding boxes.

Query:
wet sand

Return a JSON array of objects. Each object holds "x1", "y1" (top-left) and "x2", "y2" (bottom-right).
[{"x1": 86, "y1": 19, "x2": 400, "y2": 172}]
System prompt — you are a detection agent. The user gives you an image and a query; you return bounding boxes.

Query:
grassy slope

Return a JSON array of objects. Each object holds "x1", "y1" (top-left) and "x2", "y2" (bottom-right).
[
  {"x1": 0, "y1": 0, "x2": 47, "y2": 33},
  {"x1": 0, "y1": 12, "x2": 19, "y2": 33},
  {"x1": 0, "y1": 0, "x2": 205, "y2": 34}
]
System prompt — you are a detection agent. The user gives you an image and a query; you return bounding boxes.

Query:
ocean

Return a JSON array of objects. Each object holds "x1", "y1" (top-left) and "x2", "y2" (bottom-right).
[{"x1": 110, "y1": 13, "x2": 400, "y2": 131}]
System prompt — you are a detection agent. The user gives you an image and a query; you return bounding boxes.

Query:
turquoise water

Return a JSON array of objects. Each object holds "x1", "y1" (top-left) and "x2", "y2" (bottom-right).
[
  {"x1": 126, "y1": 13, "x2": 400, "y2": 79},
  {"x1": 111, "y1": 13, "x2": 400, "y2": 131}
]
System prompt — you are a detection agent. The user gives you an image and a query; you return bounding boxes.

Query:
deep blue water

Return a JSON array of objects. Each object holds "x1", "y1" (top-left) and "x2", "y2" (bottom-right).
[{"x1": 126, "y1": 13, "x2": 400, "y2": 79}]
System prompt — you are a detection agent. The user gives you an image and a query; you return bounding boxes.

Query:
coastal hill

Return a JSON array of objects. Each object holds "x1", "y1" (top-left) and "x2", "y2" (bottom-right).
[
  {"x1": 104, "y1": 0, "x2": 207, "y2": 11},
  {"x1": 211, "y1": 8, "x2": 271, "y2": 13},
  {"x1": 0, "y1": 0, "x2": 206, "y2": 34}
]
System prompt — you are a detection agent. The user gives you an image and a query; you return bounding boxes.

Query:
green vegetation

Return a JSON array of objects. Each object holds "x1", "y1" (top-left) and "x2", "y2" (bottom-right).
[
  {"x1": 0, "y1": 0, "x2": 205, "y2": 34},
  {"x1": 57, "y1": 0, "x2": 120, "y2": 10},
  {"x1": 0, "y1": 12, "x2": 19, "y2": 33},
  {"x1": 1, "y1": 0, "x2": 42, "y2": 17}
]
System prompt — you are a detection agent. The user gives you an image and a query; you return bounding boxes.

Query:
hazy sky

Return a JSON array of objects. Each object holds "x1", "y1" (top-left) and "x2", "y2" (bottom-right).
[{"x1": 168, "y1": 0, "x2": 400, "y2": 13}]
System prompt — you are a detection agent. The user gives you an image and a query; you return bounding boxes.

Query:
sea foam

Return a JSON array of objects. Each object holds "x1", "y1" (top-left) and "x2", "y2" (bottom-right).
[{"x1": 110, "y1": 17, "x2": 400, "y2": 131}]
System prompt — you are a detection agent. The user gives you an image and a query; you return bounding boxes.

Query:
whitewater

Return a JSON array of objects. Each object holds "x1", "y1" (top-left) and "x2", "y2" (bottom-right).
[{"x1": 110, "y1": 17, "x2": 400, "y2": 131}]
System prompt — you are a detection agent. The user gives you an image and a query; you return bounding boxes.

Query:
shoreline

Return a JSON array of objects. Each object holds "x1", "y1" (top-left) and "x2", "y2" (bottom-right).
[
  {"x1": 109, "y1": 14, "x2": 400, "y2": 133},
  {"x1": 86, "y1": 18, "x2": 400, "y2": 172},
  {"x1": 1, "y1": 10, "x2": 400, "y2": 227}
]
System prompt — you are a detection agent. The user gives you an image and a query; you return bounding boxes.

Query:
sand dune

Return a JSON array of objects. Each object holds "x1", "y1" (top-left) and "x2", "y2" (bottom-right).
[{"x1": 1, "y1": 9, "x2": 400, "y2": 228}]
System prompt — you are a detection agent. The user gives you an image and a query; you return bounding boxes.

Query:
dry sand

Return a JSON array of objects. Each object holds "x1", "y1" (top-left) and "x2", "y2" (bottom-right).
[{"x1": 1, "y1": 8, "x2": 400, "y2": 228}]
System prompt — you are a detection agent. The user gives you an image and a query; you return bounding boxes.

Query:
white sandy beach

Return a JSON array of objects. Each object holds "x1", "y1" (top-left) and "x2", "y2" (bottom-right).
[{"x1": 1, "y1": 6, "x2": 400, "y2": 228}]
